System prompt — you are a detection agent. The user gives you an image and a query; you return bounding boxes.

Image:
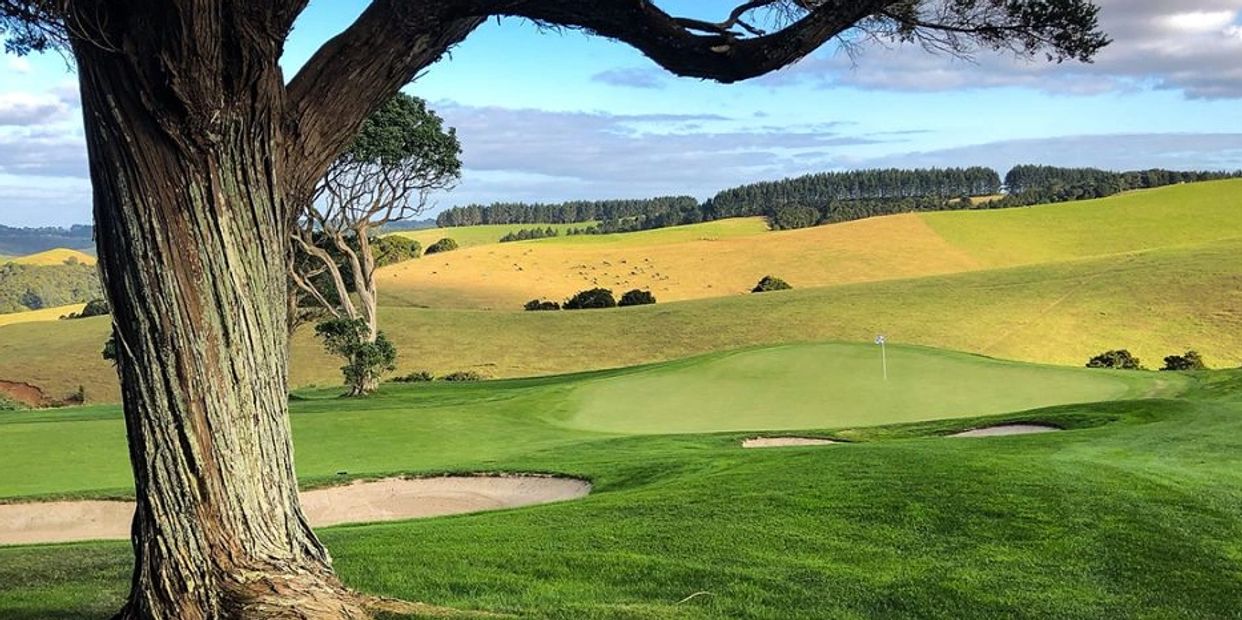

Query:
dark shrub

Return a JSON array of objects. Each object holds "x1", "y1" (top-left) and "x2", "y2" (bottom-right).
[
  {"x1": 425, "y1": 237, "x2": 459, "y2": 255},
  {"x1": 1161, "y1": 350, "x2": 1207, "y2": 371},
  {"x1": 564, "y1": 288, "x2": 616, "y2": 309},
  {"x1": 393, "y1": 370, "x2": 435, "y2": 382},
  {"x1": 752, "y1": 276, "x2": 792, "y2": 293},
  {"x1": 524, "y1": 299, "x2": 561, "y2": 311},
  {"x1": 618, "y1": 289, "x2": 656, "y2": 306},
  {"x1": 1086, "y1": 349, "x2": 1144, "y2": 370},
  {"x1": 63, "y1": 298, "x2": 110, "y2": 320},
  {"x1": 440, "y1": 370, "x2": 484, "y2": 382}
]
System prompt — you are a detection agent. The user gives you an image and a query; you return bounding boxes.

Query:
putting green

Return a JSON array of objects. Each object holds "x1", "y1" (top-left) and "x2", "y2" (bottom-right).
[{"x1": 561, "y1": 343, "x2": 1164, "y2": 434}]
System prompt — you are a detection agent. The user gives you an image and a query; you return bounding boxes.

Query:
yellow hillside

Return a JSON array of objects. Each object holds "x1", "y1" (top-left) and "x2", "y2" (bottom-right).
[
  {"x1": 10, "y1": 248, "x2": 97, "y2": 267},
  {"x1": 379, "y1": 179, "x2": 1242, "y2": 310},
  {"x1": 0, "y1": 304, "x2": 88, "y2": 327}
]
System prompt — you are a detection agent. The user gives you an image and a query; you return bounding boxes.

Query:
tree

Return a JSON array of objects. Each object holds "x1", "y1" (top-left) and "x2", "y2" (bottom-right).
[
  {"x1": 291, "y1": 93, "x2": 459, "y2": 395},
  {"x1": 1162, "y1": 350, "x2": 1207, "y2": 372},
  {"x1": 1086, "y1": 349, "x2": 1144, "y2": 370},
  {"x1": 618, "y1": 289, "x2": 657, "y2": 306},
  {"x1": 565, "y1": 288, "x2": 617, "y2": 309},
  {"x1": 752, "y1": 275, "x2": 793, "y2": 293},
  {"x1": 0, "y1": 1, "x2": 1108, "y2": 616},
  {"x1": 425, "y1": 237, "x2": 460, "y2": 254},
  {"x1": 314, "y1": 318, "x2": 399, "y2": 395}
]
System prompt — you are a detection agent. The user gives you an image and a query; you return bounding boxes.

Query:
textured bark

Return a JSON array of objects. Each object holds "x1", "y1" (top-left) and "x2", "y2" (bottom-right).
[{"x1": 70, "y1": 4, "x2": 364, "y2": 618}]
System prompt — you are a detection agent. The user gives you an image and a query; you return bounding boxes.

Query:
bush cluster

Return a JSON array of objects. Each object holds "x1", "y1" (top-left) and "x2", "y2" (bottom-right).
[
  {"x1": 500, "y1": 227, "x2": 559, "y2": 243},
  {"x1": 563, "y1": 288, "x2": 617, "y2": 310},
  {"x1": 618, "y1": 289, "x2": 656, "y2": 306},
  {"x1": 392, "y1": 370, "x2": 487, "y2": 382},
  {"x1": 1086, "y1": 349, "x2": 1210, "y2": 371},
  {"x1": 62, "y1": 298, "x2": 110, "y2": 320},
  {"x1": 424, "y1": 237, "x2": 459, "y2": 255},
  {"x1": 752, "y1": 276, "x2": 792, "y2": 293},
  {"x1": 524, "y1": 299, "x2": 561, "y2": 311}
]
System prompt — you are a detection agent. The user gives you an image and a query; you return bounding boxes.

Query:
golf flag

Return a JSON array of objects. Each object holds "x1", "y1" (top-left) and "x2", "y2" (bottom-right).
[{"x1": 875, "y1": 334, "x2": 886, "y2": 345}]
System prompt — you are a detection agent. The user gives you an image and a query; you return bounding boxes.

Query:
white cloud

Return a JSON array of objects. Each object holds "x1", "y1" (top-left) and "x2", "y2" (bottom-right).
[
  {"x1": 770, "y1": 0, "x2": 1242, "y2": 99},
  {"x1": 6, "y1": 57, "x2": 31, "y2": 74},
  {"x1": 0, "y1": 91, "x2": 71, "y2": 126}
]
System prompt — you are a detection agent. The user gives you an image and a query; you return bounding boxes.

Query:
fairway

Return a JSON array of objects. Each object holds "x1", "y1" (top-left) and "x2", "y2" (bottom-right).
[
  {"x1": 1, "y1": 347, "x2": 1240, "y2": 618},
  {"x1": 563, "y1": 344, "x2": 1145, "y2": 433},
  {"x1": 387, "y1": 222, "x2": 599, "y2": 250}
]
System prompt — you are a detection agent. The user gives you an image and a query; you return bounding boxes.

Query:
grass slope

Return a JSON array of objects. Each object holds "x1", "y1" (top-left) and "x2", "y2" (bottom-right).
[
  {"x1": 0, "y1": 343, "x2": 1163, "y2": 499},
  {"x1": 388, "y1": 222, "x2": 599, "y2": 251},
  {"x1": 0, "y1": 304, "x2": 86, "y2": 327},
  {"x1": 2, "y1": 236, "x2": 1236, "y2": 403},
  {"x1": 2, "y1": 349, "x2": 1239, "y2": 619},
  {"x1": 378, "y1": 180, "x2": 1242, "y2": 310},
  {"x1": 9, "y1": 248, "x2": 97, "y2": 267}
]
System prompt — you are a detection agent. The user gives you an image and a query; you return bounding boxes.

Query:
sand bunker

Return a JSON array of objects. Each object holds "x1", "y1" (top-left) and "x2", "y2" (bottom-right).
[
  {"x1": 0, "y1": 475, "x2": 590, "y2": 546},
  {"x1": 950, "y1": 424, "x2": 1061, "y2": 438},
  {"x1": 742, "y1": 437, "x2": 837, "y2": 448}
]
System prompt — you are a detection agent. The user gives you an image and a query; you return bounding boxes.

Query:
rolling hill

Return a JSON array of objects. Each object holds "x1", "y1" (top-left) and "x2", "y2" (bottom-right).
[
  {"x1": 377, "y1": 179, "x2": 1242, "y2": 310},
  {"x1": 7, "y1": 248, "x2": 97, "y2": 267},
  {"x1": 0, "y1": 179, "x2": 1238, "y2": 403}
]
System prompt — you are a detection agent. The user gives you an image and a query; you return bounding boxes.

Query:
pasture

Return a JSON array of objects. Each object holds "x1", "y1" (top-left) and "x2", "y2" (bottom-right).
[
  {"x1": 2, "y1": 344, "x2": 1240, "y2": 618},
  {"x1": 7, "y1": 248, "x2": 96, "y2": 267}
]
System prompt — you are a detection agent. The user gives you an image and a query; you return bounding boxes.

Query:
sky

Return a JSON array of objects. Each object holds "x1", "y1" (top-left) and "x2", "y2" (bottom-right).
[{"x1": 2, "y1": 0, "x2": 1242, "y2": 227}]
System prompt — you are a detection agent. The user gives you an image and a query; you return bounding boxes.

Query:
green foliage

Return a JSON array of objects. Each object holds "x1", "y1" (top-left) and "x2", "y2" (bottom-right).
[
  {"x1": 425, "y1": 238, "x2": 459, "y2": 255},
  {"x1": 62, "y1": 299, "x2": 109, "y2": 320},
  {"x1": 101, "y1": 333, "x2": 117, "y2": 365},
  {"x1": 314, "y1": 318, "x2": 397, "y2": 395},
  {"x1": 752, "y1": 276, "x2": 792, "y2": 293},
  {"x1": 768, "y1": 202, "x2": 820, "y2": 230},
  {"x1": 1162, "y1": 350, "x2": 1207, "y2": 372},
  {"x1": 344, "y1": 93, "x2": 461, "y2": 181},
  {"x1": 618, "y1": 289, "x2": 656, "y2": 307},
  {"x1": 564, "y1": 288, "x2": 616, "y2": 310},
  {"x1": 500, "y1": 227, "x2": 559, "y2": 243},
  {"x1": 371, "y1": 236, "x2": 421, "y2": 266},
  {"x1": 0, "y1": 394, "x2": 24, "y2": 411},
  {"x1": 523, "y1": 299, "x2": 561, "y2": 311},
  {"x1": 1087, "y1": 349, "x2": 1144, "y2": 370},
  {"x1": 439, "y1": 370, "x2": 484, "y2": 382},
  {"x1": 392, "y1": 370, "x2": 435, "y2": 383},
  {"x1": 0, "y1": 262, "x2": 101, "y2": 313}
]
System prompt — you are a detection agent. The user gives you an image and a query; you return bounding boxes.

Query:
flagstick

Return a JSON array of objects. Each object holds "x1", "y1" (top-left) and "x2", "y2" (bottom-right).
[{"x1": 881, "y1": 339, "x2": 887, "y2": 381}]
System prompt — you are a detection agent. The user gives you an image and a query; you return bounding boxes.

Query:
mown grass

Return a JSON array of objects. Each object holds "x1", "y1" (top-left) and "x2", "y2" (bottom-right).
[{"x1": 1, "y1": 348, "x2": 1240, "y2": 618}]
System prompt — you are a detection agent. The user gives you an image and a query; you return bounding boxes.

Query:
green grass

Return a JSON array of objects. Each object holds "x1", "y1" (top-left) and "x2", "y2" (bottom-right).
[
  {"x1": 922, "y1": 179, "x2": 1242, "y2": 266},
  {"x1": 3, "y1": 235, "x2": 1239, "y2": 403},
  {"x1": 3, "y1": 345, "x2": 1242, "y2": 618},
  {"x1": 388, "y1": 222, "x2": 599, "y2": 250}
]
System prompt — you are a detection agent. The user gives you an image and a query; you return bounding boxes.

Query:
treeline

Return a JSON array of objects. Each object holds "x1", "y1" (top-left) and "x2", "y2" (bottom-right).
[
  {"x1": 0, "y1": 262, "x2": 102, "y2": 313},
  {"x1": 993, "y1": 165, "x2": 1242, "y2": 206},
  {"x1": 500, "y1": 227, "x2": 560, "y2": 242},
  {"x1": 435, "y1": 196, "x2": 700, "y2": 227},
  {"x1": 436, "y1": 165, "x2": 1242, "y2": 236},
  {"x1": 0, "y1": 224, "x2": 94, "y2": 256}
]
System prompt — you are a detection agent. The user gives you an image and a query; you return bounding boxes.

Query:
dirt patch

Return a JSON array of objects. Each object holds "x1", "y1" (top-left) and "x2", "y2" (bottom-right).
[
  {"x1": 950, "y1": 424, "x2": 1061, "y2": 438},
  {"x1": 742, "y1": 437, "x2": 837, "y2": 448},
  {"x1": 0, "y1": 475, "x2": 590, "y2": 546},
  {"x1": 0, "y1": 380, "x2": 50, "y2": 407}
]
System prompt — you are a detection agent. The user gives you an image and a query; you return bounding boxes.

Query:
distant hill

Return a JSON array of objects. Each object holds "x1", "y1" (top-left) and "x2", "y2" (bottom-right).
[
  {"x1": 0, "y1": 250, "x2": 102, "y2": 313},
  {"x1": 0, "y1": 225, "x2": 94, "y2": 256},
  {"x1": 8, "y1": 248, "x2": 97, "y2": 267}
]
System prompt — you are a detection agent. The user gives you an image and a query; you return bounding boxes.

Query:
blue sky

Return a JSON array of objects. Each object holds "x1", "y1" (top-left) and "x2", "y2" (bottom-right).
[{"x1": 3, "y1": 0, "x2": 1242, "y2": 226}]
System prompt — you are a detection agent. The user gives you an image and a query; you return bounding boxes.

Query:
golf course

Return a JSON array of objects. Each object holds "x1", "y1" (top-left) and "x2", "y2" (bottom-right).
[{"x1": 5, "y1": 341, "x2": 1240, "y2": 617}]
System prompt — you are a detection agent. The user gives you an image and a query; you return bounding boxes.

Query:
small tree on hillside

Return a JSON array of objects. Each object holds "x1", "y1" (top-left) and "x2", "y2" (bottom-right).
[
  {"x1": 425, "y1": 237, "x2": 460, "y2": 254},
  {"x1": 314, "y1": 318, "x2": 397, "y2": 396},
  {"x1": 752, "y1": 276, "x2": 793, "y2": 293},
  {"x1": 1086, "y1": 349, "x2": 1144, "y2": 370},
  {"x1": 619, "y1": 289, "x2": 657, "y2": 306},
  {"x1": 1162, "y1": 350, "x2": 1207, "y2": 371},
  {"x1": 292, "y1": 94, "x2": 460, "y2": 394},
  {"x1": 565, "y1": 288, "x2": 617, "y2": 309}
]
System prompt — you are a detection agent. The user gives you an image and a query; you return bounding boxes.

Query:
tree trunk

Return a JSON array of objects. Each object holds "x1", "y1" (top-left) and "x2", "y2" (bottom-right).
[{"x1": 71, "y1": 9, "x2": 363, "y2": 619}]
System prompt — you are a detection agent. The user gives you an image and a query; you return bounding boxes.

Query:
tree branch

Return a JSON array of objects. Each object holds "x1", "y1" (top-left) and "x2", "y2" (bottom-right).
[{"x1": 284, "y1": 0, "x2": 480, "y2": 206}]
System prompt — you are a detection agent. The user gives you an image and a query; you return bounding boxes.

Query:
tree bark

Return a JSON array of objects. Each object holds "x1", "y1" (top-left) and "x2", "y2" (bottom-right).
[{"x1": 70, "y1": 6, "x2": 363, "y2": 618}]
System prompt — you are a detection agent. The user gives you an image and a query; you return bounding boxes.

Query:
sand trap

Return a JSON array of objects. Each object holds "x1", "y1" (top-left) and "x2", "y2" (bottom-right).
[
  {"x1": 950, "y1": 424, "x2": 1062, "y2": 438},
  {"x1": 0, "y1": 475, "x2": 590, "y2": 546},
  {"x1": 742, "y1": 437, "x2": 837, "y2": 448}
]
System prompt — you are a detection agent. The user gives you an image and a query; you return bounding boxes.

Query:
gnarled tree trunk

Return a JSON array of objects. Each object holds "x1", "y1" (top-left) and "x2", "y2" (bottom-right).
[{"x1": 72, "y1": 9, "x2": 363, "y2": 620}]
